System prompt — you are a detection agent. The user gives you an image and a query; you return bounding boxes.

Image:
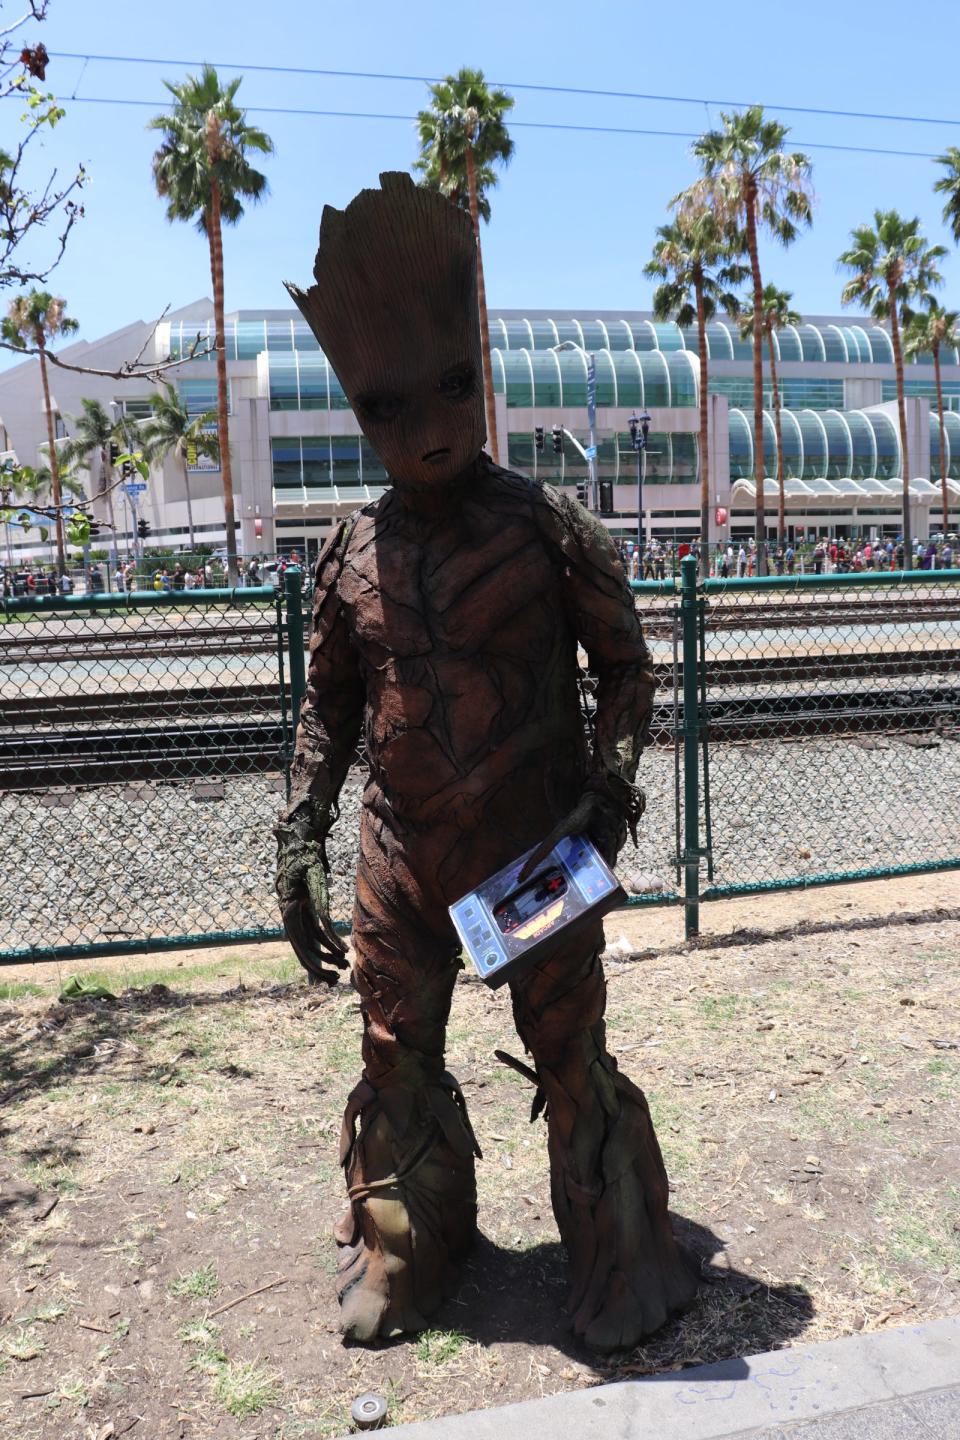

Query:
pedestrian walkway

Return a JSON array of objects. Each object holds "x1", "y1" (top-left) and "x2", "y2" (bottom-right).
[{"x1": 365, "y1": 1315, "x2": 959, "y2": 1439}]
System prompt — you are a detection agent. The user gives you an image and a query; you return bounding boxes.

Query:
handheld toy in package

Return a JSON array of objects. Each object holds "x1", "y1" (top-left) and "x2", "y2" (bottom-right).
[{"x1": 449, "y1": 833, "x2": 625, "y2": 988}]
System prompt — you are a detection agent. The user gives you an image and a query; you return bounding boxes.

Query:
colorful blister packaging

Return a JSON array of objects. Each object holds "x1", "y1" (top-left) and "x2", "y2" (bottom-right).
[{"x1": 449, "y1": 833, "x2": 626, "y2": 988}]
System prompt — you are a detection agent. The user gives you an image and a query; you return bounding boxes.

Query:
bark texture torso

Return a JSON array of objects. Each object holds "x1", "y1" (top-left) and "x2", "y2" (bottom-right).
[{"x1": 289, "y1": 460, "x2": 653, "y2": 908}]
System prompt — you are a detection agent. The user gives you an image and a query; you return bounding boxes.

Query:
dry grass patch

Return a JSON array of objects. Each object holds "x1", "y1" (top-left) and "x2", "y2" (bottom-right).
[{"x1": 1, "y1": 915, "x2": 958, "y2": 1437}]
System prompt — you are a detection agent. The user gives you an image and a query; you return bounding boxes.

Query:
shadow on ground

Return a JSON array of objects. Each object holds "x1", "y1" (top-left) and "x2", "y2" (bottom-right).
[{"x1": 368, "y1": 1217, "x2": 814, "y2": 1374}]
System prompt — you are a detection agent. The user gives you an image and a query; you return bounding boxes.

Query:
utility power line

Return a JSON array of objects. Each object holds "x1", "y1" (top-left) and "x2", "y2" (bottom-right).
[
  {"x1": 47, "y1": 50, "x2": 960, "y2": 132},
  {"x1": 33, "y1": 94, "x2": 942, "y2": 160}
]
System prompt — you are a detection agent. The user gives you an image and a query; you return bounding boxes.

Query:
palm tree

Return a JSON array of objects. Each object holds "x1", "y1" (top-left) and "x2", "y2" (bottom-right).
[
  {"x1": 415, "y1": 67, "x2": 514, "y2": 465},
  {"x1": 1, "y1": 289, "x2": 79, "y2": 572},
  {"x1": 644, "y1": 213, "x2": 745, "y2": 571},
  {"x1": 839, "y1": 212, "x2": 945, "y2": 568},
  {"x1": 739, "y1": 285, "x2": 801, "y2": 544},
  {"x1": 59, "y1": 398, "x2": 138, "y2": 562},
  {"x1": 680, "y1": 107, "x2": 813, "y2": 571},
  {"x1": 149, "y1": 66, "x2": 273, "y2": 583},
  {"x1": 140, "y1": 383, "x2": 218, "y2": 548},
  {"x1": 933, "y1": 147, "x2": 960, "y2": 243},
  {"x1": 904, "y1": 302, "x2": 960, "y2": 537},
  {"x1": 7, "y1": 462, "x2": 83, "y2": 550}
]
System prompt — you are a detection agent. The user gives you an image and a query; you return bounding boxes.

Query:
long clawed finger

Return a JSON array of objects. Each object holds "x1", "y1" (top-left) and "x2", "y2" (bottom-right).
[{"x1": 518, "y1": 824, "x2": 569, "y2": 883}]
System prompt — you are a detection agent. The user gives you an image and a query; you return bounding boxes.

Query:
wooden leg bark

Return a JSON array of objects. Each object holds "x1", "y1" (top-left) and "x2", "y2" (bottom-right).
[
  {"x1": 511, "y1": 928, "x2": 698, "y2": 1350},
  {"x1": 334, "y1": 834, "x2": 480, "y2": 1342}
]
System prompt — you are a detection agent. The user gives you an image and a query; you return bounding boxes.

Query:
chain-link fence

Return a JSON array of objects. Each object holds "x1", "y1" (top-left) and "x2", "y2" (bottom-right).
[
  {"x1": 694, "y1": 569, "x2": 960, "y2": 903},
  {"x1": 3, "y1": 565, "x2": 959, "y2": 962},
  {"x1": 1, "y1": 584, "x2": 294, "y2": 963}
]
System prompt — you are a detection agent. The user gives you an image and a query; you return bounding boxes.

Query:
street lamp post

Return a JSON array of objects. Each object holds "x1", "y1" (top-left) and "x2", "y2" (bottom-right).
[{"x1": 629, "y1": 411, "x2": 651, "y2": 559}]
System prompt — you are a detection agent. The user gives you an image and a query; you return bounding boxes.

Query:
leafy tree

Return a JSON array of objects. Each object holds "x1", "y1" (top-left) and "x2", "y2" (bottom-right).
[
  {"x1": 645, "y1": 213, "x2": 745, "y2": 570},
  {"x1": 739, "y1": 285, "x2": 801, "y2": 543},
  {"x1": 681, "y1": 106, "x2": 812, "y2": 570},
  {"x1": 839, "y1": 212, "x2": 945, "y2": 567},
  {"x1": 416, "y1": 67, "x2": 514, "y2": 465},
  {"x1": 904, "y1": 302, "x2": 960, "y2": 537},
  {"x1": 140, "y1": 383, "x2": 218, "y2": 548},
  {"x1": 149, "y1": 66, "x2": 273, "y2": 583},
  {"x1": 0, "y1": 459, "x2": 83, "y2": 554},
  {"x1": 1, "y1": 288, "x2": 78, "y2": 570}
]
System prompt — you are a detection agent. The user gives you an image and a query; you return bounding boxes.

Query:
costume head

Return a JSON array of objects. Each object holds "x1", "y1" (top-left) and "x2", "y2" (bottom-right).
[{"x1": 286, "y1": 172, "x2": 485, "y2": 490}]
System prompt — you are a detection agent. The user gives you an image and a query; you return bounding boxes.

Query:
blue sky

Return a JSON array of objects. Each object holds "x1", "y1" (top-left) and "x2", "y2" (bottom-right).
[{"x1": 5, "y1": 0, "x2": 960, "y2": 359}]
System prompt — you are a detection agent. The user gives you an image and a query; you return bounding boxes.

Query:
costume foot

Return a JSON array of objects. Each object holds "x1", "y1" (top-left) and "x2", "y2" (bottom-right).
[
  {"x1": 570, "y1": 1244, "x2": 698, "y2": 1351},
  {"x1": 333, "y1": 1071, "x2": 480, "y2": 1343},
  {"x1": 335, "y1": 1220, "x2": 427, "y2": 1341}
]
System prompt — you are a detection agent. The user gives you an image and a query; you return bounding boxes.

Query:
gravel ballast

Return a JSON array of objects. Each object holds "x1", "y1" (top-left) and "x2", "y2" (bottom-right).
[{"x1": 4, "y1": 734, "x2": 959, "y2": 954}]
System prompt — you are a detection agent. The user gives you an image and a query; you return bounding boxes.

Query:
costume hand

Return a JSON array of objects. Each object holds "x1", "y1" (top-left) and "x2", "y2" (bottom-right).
[
  {"x1": 275, "y1": 804, "x2": 348, "y2": 985},
  {"x1": 517, "y1": 782, "x2": 635, "y2": 884}
]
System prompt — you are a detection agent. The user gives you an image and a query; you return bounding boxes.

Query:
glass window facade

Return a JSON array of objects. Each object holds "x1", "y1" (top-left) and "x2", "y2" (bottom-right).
[
  {"x1": 708, "y1": 377, "x2": 845, "y2": 410},
  {"x1": 267, "y1": 354, "x2": 353, "y2": 411},
  {"x1": 178, "y1": 377, "x2": 227, "y2": 418},
  {"x1": 883, "y1": 379, "x2": 960, "y2": 411},
  {"x1": 272, "y1": 436, "x2": 389, "y2": 490}
]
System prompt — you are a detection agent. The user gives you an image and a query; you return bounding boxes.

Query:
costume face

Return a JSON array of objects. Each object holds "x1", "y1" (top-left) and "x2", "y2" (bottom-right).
[
  {"x1": 332, "y1": 315, "x2": 484, "y2": 489},
  {"x1": 287, "y1": 172, "x2": 485, "y2": 490}
]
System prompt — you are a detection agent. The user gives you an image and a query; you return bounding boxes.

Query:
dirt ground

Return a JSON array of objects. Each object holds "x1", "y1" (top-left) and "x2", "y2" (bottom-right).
[{"x1": 1, "y1": 874, "x2": 958, "y2": 1439}]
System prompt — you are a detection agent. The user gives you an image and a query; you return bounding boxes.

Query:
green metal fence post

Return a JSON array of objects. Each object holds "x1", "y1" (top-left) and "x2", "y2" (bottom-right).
[
  {"x1": 680, "y1": 554, "x2": 701, "y2": 939},
  {"x1": 284, "y1": 566, "x2": 307, "y2": 740}
]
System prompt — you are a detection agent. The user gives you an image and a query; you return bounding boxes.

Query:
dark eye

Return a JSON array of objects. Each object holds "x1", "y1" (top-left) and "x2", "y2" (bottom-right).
[
  {"x1": 437, "y1": 366, "x2": 475, "y2": 401},
  {"x1": 355, "y1": 393, "x2": 403, "y2": 423}
]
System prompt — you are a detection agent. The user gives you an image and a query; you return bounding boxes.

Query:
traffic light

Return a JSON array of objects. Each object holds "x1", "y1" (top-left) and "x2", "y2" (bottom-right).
[
  {"x1": 137, "y1": 518, "x2": 151, "y2": 539},
  {"x1": 599, "y1": 480, "x2": 614, "y2": 515},
  {"x1": 552, "y1": 426, "x2": 563, "y2": 455},
  {"x1": 109, "y1": 442, "x2": 120, "y2": 465},
  {"x1": 534, "y1": 425, "x2": 544, "y2": 453},
  {"x1": 576, "y1": 481, "x2": 590, "y2": 508},
  {"x1": 121, "y1": 459, "x2": 134, "y2": 479}
]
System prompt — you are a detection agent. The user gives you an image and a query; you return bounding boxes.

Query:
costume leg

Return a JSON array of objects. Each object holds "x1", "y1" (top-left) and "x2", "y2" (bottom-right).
[
  {"x1": 510, "y1": 927, "x2": 697, "y2": 1350},
  {"x1": 334, "y1": 812, "x2": 479, "y2": 1342}
]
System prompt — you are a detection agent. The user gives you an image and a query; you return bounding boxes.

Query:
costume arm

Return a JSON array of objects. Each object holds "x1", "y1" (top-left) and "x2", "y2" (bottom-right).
[
  {"x1": 532, "y1": 489, "x2": 653, "y2": 835},
  {"x1": 276, "y1": 521, "x2": 365, "y2": 981},
  {"x1": 285, "y1": 519, "x2": 366, "y2": 827}
]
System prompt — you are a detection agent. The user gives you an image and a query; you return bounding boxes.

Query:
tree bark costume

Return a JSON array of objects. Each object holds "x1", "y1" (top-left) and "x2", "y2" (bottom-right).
[{"x1": 277, "y1": 173, "x2": 697, "y2": 1350}]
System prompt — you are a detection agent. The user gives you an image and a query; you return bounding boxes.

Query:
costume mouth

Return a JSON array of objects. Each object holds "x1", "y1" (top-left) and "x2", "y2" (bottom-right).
[{"x1": 421, "y1": 448, "x2": 451, "y2": 462}]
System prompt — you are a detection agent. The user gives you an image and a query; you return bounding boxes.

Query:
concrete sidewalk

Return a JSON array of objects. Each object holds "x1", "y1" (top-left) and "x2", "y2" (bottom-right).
[{"x1": 363, "y1": 1315, "x2": 960, "y2": 1439}]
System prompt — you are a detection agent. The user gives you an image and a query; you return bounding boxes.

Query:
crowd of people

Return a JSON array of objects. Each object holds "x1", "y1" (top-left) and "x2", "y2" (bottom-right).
[
  {"x1": 612, "y1": 533, "x2": 958, "y2": 580},
  {"x1": 1, "y1": 549, "x2": 305, "y2": 598}
]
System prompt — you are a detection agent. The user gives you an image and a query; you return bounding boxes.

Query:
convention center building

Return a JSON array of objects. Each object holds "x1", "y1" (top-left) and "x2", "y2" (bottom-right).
[{"x1": 2, "y1": 298, "x2": 959, "y2": 567}]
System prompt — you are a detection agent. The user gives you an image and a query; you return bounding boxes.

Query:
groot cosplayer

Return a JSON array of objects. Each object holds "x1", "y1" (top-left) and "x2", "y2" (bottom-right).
[{"x1": 276, "y1": 173, "x2": 696, "y2": 1350}]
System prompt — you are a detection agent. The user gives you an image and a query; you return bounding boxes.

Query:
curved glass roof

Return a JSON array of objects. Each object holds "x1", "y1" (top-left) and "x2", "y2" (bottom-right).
[
  {"x1": 930, "y1": 409, "x2": 960, "y2": 480},
  {"x1": 492, "y1": 348, "x2": 698, "y2": 409},
  {"x1": 729, "y1": 407, "x2": 901, "y2": 482},
  {"x1": 166, "y1": 312, "x2": 913, "y2": 369}
]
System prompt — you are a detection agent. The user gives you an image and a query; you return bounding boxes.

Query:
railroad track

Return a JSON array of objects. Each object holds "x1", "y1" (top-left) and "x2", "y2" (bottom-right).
[
  {"x1": 3, "y1": 633, "x2": 959, "y2": 731},
  {"x1": 1, "y1": 595, "x2": 957, "y2": 662},
  {"x1": 3, "y1": 683, "x2": 958, "y2": 789}
]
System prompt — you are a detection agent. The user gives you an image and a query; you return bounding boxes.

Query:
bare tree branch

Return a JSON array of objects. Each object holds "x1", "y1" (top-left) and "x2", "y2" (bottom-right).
[
  {"x1": 0, "y1": 2, "x2": 84, "y2": 289},
  {"x1": 0, "y1": 305, "x2": 215, "y2": 379}
]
